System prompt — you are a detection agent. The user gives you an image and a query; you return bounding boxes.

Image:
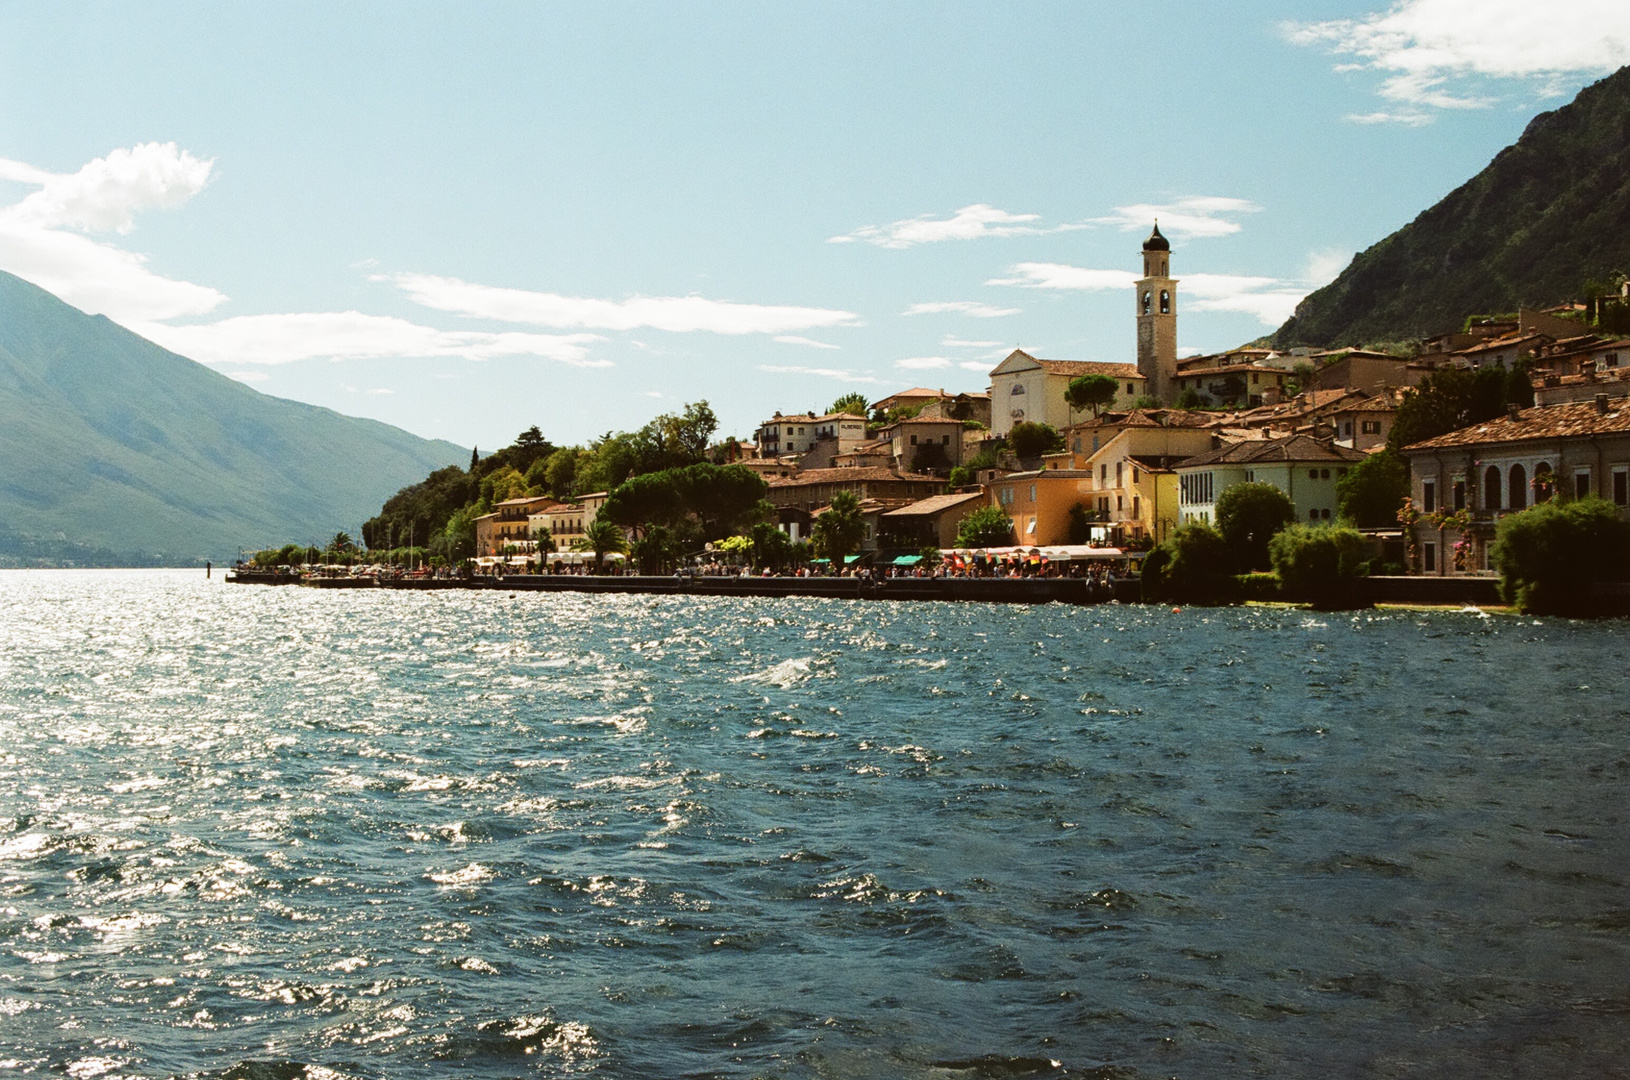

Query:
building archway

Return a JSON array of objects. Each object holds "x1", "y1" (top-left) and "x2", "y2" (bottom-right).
[
  {"x1": 1484, "y1": 466, "x2": 1501, "y2": 511},
  {"x1": 1508, "y1": 463, "x2": 1527, "y2": 510}
]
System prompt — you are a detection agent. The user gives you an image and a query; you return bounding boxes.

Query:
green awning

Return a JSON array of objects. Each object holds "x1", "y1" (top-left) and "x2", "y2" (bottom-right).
[
  {"x1": 892, "y1": 555, "x2": 923, "y2": 565},
  {"x1": 844, "y1": 555, "x2": 864, "y2": 564}
]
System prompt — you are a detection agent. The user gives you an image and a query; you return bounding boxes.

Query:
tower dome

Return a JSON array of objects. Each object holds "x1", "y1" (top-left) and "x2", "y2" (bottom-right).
[{"x1": 1142, "y1": 221, "x2": 1169, "y2": 252}]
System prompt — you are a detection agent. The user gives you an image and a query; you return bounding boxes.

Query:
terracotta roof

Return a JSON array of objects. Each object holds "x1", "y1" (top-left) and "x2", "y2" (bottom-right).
[
  {"x1": 881, "y1": 492, "x2": 985, "y2": 518},
  {"x1": 1033, "y1": 358, "x2": 1142, "y2": 379},
  {"x1": 1453, "y1": 331, "x2": 1547, "y2": 356},
  {"x1": 883, "y1": 416, "x2": 967, "y2": 426},
  {"x1": 770, "y1": 467, "x2": 941, "y2": 486},
  {"x1": 1329, "y1": 393, "x2": 1398, "y2": 414},
  {"x1": 987, "y1": 469, "x2": 1095, "y2": 480},
  {"x1": 761, "y1": 413, "x2": 819, "y2": 424},
  {"x1": 1402, "y1": 400, "x2": 1630, "y2": 451},
  {"x1": 1172, "y1": 362, "x2": 1289, "y2": 377},
  {"x1": 1175, "y1": 435, "x2": 1367, "y2": 470},
  {"x1": 493, "y1": 495, "x2": 558, "y2": 508},
  {"x1": 1067, "y1": 407, "x2": 1214, "y2": 431}
]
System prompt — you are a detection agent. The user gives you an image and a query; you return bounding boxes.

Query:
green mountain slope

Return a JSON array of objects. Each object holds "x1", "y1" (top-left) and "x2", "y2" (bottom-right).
[
  {"x1": 1273, "y1": 65, "x2": 1630, "y2": 348},
  {"x1": 0, "y1": 270, "x2": 466, "y2": 565}
]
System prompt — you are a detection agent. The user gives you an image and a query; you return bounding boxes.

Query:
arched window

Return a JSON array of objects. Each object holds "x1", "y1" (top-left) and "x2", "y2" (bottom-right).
[
  {"x1": 1160, "y1": 289, "x2": 1170, "y2": 314},
  {"x1": 1533, "y1": 462, "x2": 1553, "y2": 502},
  {"x1": 1484, "y1": 466, "x2": 1501, "y2": 511},
  {"x1": 1142, "y1": 291, "x2": 1152, "y2": 315},
  {"x1": 1508, "y1": 463, "x2": 1527, "y2": 510}
]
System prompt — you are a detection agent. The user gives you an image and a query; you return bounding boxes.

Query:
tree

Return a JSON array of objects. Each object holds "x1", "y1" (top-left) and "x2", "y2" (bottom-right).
[
  {"x1": 1387, "y1": 364, "x2": 1533, "y2": 451},
  {"x1": 1221, "y1": 373, "x2": 1248, "y2": 406},
  {"x1": 533, "y1": 527, "x2": 557, "y2": 554},
  {"x1": 1007, "y1": 421, "x2": 1064, "y2": 459},
  {"x1": 1269, "y1": 524, "x2": 1372, "y2": 609},
  {"x1": 1068, "y1": 502, "x2": 1093, "y2": 543},
  {"x1": 1132, "y1": 395, "x2": 1164, "y2": 410},
  {"x1": 470, "y1": 446, "x2": 479, "y2": 471},
  {"x1": 328, "y1": 531, "x2": 356, "y2": 553},
  {"x1": 599, "y1": 463, "x2": 769, "y2": 541},
  {"x1": 1215, "y1": 481, "x2": 1296, "y2": 571},
  {"x1": 1491, "y1": 497, "x2": 1630, "y2": 615},
  {"x1": 543, "y1": 447, "x2": 578, "y2": 499},
  {"x1": 1177, "y1": 388, "x2": 1203, "y2": 409},
  {"x1": 574, "y1": 519, "x2": 628, "y2": 572},
  {"x1": 1336, "y1": 448, "x2": 1409, "y2": 527},
  {"x1": 812, "y1": 490, "x2": 868, "y2": 561},
  {"x1": 1146, "y1": 522, "x2": 1237, "y2": 604},
  {"x1": 749, "y1": 521, "x2": 799, "y2": 570},
  {"x1": 630, "y1": 524, "x2": 681, "y2": 573},
  {"x1": 1065, "y1": 374, "x2": 1119, "y2": 419},
  {"x1": 830, "y1": 392, "x2": 869, "y2": 417},
  {"x1": 956, "y1": 504, "x2": 1015, "y2": 548}
]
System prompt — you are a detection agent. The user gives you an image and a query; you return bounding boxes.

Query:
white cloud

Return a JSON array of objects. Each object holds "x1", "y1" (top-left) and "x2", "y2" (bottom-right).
[
  {"x1": 942, "y1": 336, "x2": 1003, "y2": 348},
  {"x1": 1346, "y1": 110, "x2": 1434, "y2": 126},
  {"x1": 960, "y1": 361, "x2": 994, "y2": 373},
  {"x1": 756, "y1": 364, "x2": 883, "y2": 385},
  {"x1": 832, "y1": 203, "x2": 1084, "y2": 248},
  {"x1": 774, "y1": 335, "x2": 840, "y2": 349},
  {"x1": 367, "y1": 388, "x2": 394, "y2": 395},
  {"x1": 0, "y1": 214, "x2": 227, "y2": 321},
  {"x1": 989, "y1": 262, "x2": 1308, "y2": 326},
  {"x1": 1304, "y1": 249, "x2": 1353, "y2": 286},
  {"x1": 388, "y1": 272, "x2": 858, "y2": 336},
  {"x1": 4, "y1": 142, "x2": 213, "y2": 234},
  {"x1": 896, "y1": 357, "x2": 953, "y2": 370},
  {"x1": 902, "y1": 300, "x2": 1021, "y2": 318},
  {"x1": 0, "y1": 143, "x2": 225, "y2": 322},
  {"x1": 1285, "y1": 0, "x2": 1630, "y2": 119},
  {"x1": 132, "y1": 312, "x2": 610, "y2": 367},
  {"x1": 987, "y1": 264, "x2": 1138, "y2": 291},
  {"x1": 1089, "y1": 196, "x2": 1261, "y2": 240}
]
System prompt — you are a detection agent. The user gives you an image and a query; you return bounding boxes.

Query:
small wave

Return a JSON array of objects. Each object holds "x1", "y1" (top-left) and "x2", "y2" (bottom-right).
[
  {"x1": 732, "y1": 657, "x2": 816, "y2": 688},
  {"x1": 427, "y1": 863, "x2": 493, "y2": 887}
]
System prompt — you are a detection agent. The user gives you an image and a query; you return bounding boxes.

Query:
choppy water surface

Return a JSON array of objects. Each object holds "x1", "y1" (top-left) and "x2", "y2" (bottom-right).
[{"x1": 1, "y1": 570, "x2": 1627, "y2": 1079}]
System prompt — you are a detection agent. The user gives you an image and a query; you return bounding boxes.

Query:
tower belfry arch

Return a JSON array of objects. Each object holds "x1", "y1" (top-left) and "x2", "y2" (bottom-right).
[{"x1": 1135, "y1": 221, "x2": 1178, "y2": 402}]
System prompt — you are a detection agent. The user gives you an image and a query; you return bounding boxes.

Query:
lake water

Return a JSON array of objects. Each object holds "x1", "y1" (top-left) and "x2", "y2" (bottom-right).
[{"x1": 1, "y1": 569, "x2": 1627, "y2": 1079}]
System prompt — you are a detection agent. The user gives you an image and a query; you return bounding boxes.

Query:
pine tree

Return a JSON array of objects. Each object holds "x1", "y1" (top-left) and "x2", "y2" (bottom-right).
[{"x1": 469, "y1": 446, "x2": 479, "y2": 472}]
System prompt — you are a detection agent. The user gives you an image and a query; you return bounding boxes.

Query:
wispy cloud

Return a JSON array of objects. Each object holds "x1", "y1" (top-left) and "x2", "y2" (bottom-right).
[
  {"x1": 942, "y1": 336, "x2": 1003, "y2": 348},
  {"x1": 1284, "y1": 0, "x2": 1630, "y2": 122},
  {"x1": 895, "y1": 357, "x2": 954, "y2": 370},
  {"x1": 756, "y1": 364, "x2": 882, "y2": 385},
  {"x1": 1089, "y1": 196, "x2": 1261, "y2": 240},
  {"x1": 133, "y1": 312, "x2": 609, "y2": 367},
  {"x1": 988, "y1": 262, "x2": 1308, "y2": 326},
  {"x1": 0, "y1": 143, "x2": 225, "y2": 322},
  {"x1": 774, "y1": 334, "x2": 840, "y2": 349},
  {"x1": 831, "y1": 203, "x2": 1085, "y2": 248},
  {"x1": 388, "y1": 272, "x2": 858, "y2": 336},
  {"x1": 902, "y1": 300, "x2": 1021, "y2": 318},
  {"x1": 960, "y1": 360, "x2": 994, "y2": 373},
  {"x1": 1304, "y1": 249, "x2": 1353, "y2": 286}
]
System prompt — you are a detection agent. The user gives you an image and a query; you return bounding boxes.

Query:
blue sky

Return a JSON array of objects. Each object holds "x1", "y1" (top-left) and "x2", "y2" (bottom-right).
[{"x1": 2, "y1": 1, "x2": 1627, "y2": 450}]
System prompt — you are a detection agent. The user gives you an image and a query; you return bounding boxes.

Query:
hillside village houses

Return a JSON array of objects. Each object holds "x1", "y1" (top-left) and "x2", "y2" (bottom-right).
[{"x1": 651, "y1": 223, "x2": 1629, "y2": 573}]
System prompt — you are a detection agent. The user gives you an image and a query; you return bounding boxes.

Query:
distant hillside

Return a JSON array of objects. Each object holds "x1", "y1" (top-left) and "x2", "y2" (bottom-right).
[
  {"x1": 0, "y1": 271, "x2": 466, "y2": 565},
  {"x1": 1273, "y1": 65, "x2": 1630, "y2": 348}
]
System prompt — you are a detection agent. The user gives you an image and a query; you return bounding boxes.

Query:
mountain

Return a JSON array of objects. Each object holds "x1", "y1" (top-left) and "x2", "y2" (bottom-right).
[
  {"x1": 0, "y1": 270, "x2": 466, "y2": 566},
  {"x1": 1273, "y1": 66, "x2": 1630, "y2": 348}
]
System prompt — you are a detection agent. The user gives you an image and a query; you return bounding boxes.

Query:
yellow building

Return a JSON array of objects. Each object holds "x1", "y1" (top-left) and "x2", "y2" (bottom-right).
[{"x1": 983, "y1": 470, "x2": 1096, "y2": 546}]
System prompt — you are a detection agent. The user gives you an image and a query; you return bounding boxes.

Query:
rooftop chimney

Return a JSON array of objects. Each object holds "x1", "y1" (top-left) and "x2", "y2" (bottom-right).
[
  {"x1": 1507, "y1": 403, "x2": 1522, "y2": 422},
  {"x1": 1596, "y1": 392, "x2": 1610, "y2": 415}
]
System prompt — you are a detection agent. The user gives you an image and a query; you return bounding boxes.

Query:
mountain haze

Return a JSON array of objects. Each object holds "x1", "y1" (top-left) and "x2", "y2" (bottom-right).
[
  {"x1": 0, "y1": 271, "x2": 466, "y2": 565},
  {"x1": 1273, "y1": 66, "x2": 1630, "y2": 348}
]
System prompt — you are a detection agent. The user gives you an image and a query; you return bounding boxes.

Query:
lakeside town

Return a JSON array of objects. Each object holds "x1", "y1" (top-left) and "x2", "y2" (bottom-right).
[{"x1": 244, "y1": 226, "x2": 1630, "y2": 614}]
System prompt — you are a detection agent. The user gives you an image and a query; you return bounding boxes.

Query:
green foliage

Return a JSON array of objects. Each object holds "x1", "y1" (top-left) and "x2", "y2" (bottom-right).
[
  {"x1": 812, "y1": 490, "x2": 867, "y2": 561},
  {"x1": 829, "y1": 392, "x2": 869, "y2": 417},
  {"x1": 1215, "y1": 482, "x2": 1296, "y2": 572},
  {"x1": 1067, "y1": 502, "x2": 1093, "y2": 544},
  {"x1": 1007, "y1": 421, "x2": 1064, "y2": 459},
  {"x1": 628, "y1": 524, "x2": 680, "y2": 573},
  {"x1": 327, "y1": 532, "x2": 356, "y2": 553},
  {"x1": 1285, "y1": 361, "x2": 1316, "y2": 397},
  {"x1": 1177, "y1": 388, "x2": 1203, "y2": 410},
  {"x1": 1146, "y1": 523, "x2": 1238, "y2": 605},
  {"x1": 1268, "y1": 524, "x2": 1372, "y2": 609},
  {"x1": 599, "y1": 463, "x2": 769, "y2": 541},
  {"x1": 434, "y1": 505, "x2": 481, "y2": 562},
  {"x1": 1220, "y1": 373, "x2": 1248, "y2": 405},
  {"x1": 1387, "y1": 364, "x2": 1533, "y2": 451},
  {"x1": 1491, "y1": 497, "x2": 1630, "y2": 614},
  {"x1": 1336, "y1": 448, "x2": 1410, "y2": 527},
  {"x1": 1065, "y1": 374, "x2": 1119, "y2": 418},
  {"x1": 542, "y1": 447, "x2": 578, "y2": 499},
  {"x1": 574, "y1": 519, "x2": 629, "y2": 570},
  {"x1": 956, "y1": 504, "x2": 1014, "y2": 548},
  {"x1": 533, "y1": 527, "x2": 556, "y2": 554},
  {"x1": 749, "y1": 521, "x2": 802, "y2": 570},
  {"x1": 1131, "y1": 395, "x2": 1163, "y2": 410},
  {"x1": 1235, "y1": 572, "x2": 1283, "y2": 601}
]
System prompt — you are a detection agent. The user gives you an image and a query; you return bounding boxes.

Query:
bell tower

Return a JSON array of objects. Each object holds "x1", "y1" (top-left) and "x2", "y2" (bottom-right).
[{"x1": 1135, "y1": 221, "x2": 1178, "y2": 403}]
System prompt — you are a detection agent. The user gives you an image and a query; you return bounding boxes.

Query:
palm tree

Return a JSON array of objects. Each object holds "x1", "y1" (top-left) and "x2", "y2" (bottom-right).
[
  {"x1": 812, "y1": 490, "x2": 867, "y2": 563},
  {"x1": 574, "y1": 519, "x2": 629, "y2": 573}
]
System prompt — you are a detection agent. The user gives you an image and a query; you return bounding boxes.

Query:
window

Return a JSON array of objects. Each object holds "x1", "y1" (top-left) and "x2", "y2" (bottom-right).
[
  {"x1": 1575, "y1": 469, "x2": 1592, "y2": 500},
  {"x1": 1508, "y1": 463, "x2": 1527, "y2": 510},
  {"x1": 1115, "y1": 461, "x2": 1123, "y2": 486},
  {"x1": 1100, "y1": 463, "x2": 1108, "y2": 483},
  {"x1": 1341, "y1": 422, "x2": 1352, "y2": 438},
  {"x1": 1614, "y1": 467, "x2": 1629, "y2": 506},
  {"x1": 910, "y1": 434, "x2": 918, "y2": 445},
  {"x1": 1245, "y1": 470, "x2": 1255, "y2": 482},
  {"x1": 1132, "y1": 467, "x2": 1140, "y2": 484},
  {"x1": 1361, "y1": 420, "x2": 1382, "y2": 435},
  {"x1": 1309, "y1": 509, "x2": 1319, "y2": 520},
  {"x1": 1142, "y1": 291, "x2": 1152, "y2": 314},
  {"x1": 1484, "y1": 466, "x2": 1501, "y2": 511},
  {"x1": 1320, "y1": 469, "x2": 1330, "y2": 480},
  {"x1": 1091, "y1": 436, "x2": 1099, "y2": 452},
  {"x1": 1073, "y1": 437, "x2": 1081, "y2": 452},
  {"x1": 1252, "y1": 372, "x2": 1260, "y2": 384},
  {"x1": 1321, "y1": 508, "x2": 1331, "y2": 520},
  {"x1": 1423, "y1": 540, "x2": 1437, "y2": 572},
  {"x1": 1453, "y1": 479, "x2": 1466, "y2": 511},
  {"x1": 1000, "y1": 487, "x2": 1013, "y2": 505},
  {"x1": 1160, "y1": 289, "x2": 1170, "y2": 314},
  {"x1": 1126, "y1": 382, "x2": 1134, "y2": 395},
  {"x1": 1422, "y1": 478, "x2": 1437, "y2": 513},
  {"x1": 1116, "y1": 495, "x2": 1124, "y2": 511},
  {"x1": 1029, "y1": 484, "x2": 1037, "y2": 502},
  {"x1": 942, "y1": 434, "x2": 950, "y2": 444},
  {"x1": 1011, "y1": 384, "x2": 1025, "y2": 395},
  {"x1": 1133, "y1": 496, "x2": 1140, "y2": 517},
  {"x1": 1308, "y1": 470, "x2": 1319, "y2": 480}
]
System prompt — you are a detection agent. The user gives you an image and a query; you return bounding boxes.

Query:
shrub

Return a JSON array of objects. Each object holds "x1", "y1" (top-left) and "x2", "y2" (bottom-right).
[
  {"x1": 1235, "y1": 572, "x2": 1282, "y2": 601},
  {"x1": 1268, "y1": 523, "x2": 1372, "y2": 609},
  {"x1": 957, "y1": 504, "x2": 1015, "y2": 548},
  {"x1": 1336, "y1": 448, "x2": 1409, "y2": 528},
  {"x1": 1007, "y1": 421, "x2": 1064, "y2": 459},
  {"x1": 1491, "y1": 497, "x2": 1630, "y2": 615},
  {"x1": 1147, "y1": 523, "x2": 1239, "y2": 605}
]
